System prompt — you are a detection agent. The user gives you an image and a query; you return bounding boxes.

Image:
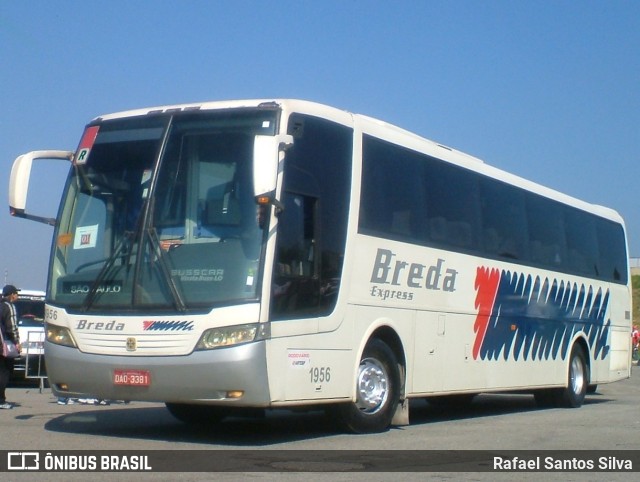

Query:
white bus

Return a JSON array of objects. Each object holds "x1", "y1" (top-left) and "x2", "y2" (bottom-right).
[{"x1": 9, "y1": 99, "x2": 631, "y2": 433}]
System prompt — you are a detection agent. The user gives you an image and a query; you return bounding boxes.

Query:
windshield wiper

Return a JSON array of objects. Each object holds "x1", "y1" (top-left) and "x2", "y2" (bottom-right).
[
  {"x1": 80, "y1": 232, "x2": 134, "y2": 312},
  {"x1": 144, "y1": 227, "x2": 187, "y2": 312}
]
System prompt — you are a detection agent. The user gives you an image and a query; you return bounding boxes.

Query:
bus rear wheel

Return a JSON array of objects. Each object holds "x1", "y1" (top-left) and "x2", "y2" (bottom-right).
[
  {"x1": 335, "y1": 339, "x2": 400, "y2": 434},
  {"x1": 559, "y1": 344, "x2": 588, "y2": 408},
  {"x1": 534, "y1": 344, "x2": 588, "y2": 408},
  {"x1": 165, "y1": 403, "x2": 228, "y2": 425}
]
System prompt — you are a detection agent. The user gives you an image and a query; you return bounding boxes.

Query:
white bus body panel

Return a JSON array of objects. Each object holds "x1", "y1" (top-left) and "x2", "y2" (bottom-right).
[{"x1": 29, "y1": 99, "x2": 630, "y2": 410}]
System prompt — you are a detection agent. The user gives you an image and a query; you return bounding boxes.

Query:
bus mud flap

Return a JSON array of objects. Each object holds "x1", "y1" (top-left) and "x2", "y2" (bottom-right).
[{"x1": 391, "y1": 398, "x2": 409, "y2": 426}]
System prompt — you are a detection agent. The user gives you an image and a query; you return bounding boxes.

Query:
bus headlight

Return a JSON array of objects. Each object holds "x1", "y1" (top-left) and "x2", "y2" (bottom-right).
[
  {"x1": 196, "y1": 323, "x2": 270, "y2": 350},
  {"x1": 46, "y1": 323, "x2": 78, "y2": 348}
]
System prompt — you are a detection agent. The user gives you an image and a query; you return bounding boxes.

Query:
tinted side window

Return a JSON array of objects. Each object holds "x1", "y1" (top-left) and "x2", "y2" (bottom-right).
[
  {"x1": 564, "y1": 208, "x2": 599, "y2": 277},
  {"x1": 480, "y1": 179, "x2": 528, "y2": 260},
  {"x1": 360, "y1": 138, "x2": 427, "y2": 243},
  {"x1": 597, "y1": 220, "x2": 628, "y2": 283},
  {"x1": 361, "y1": 135, "x2": 480, "y2": 251},
  {"x1": 424, "y1": 159, "x2": 479, "y2": 252},
  {"x1": 359, "y1": 134, "x2": 627, "y2": 284},
  {"x1": 527, "y1": 195, "x2": 567, "y2": 270},
  {"x1": 271, "y1": 115, "x2": 353, "y2": 319}
]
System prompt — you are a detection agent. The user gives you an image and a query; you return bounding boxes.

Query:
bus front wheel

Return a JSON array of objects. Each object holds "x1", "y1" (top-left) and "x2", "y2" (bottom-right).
[{"x1": 335, "y1": 339, "x2": 400, "y2": 434}]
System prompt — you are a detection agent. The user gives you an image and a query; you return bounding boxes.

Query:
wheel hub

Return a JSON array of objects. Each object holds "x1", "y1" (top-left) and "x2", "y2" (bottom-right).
[
  {"x1": 570, "y1": 356, "x2": 585, "y2": 394},
  {"x1": 355, "y1": 358, "x2": 388, "y2": 413}
]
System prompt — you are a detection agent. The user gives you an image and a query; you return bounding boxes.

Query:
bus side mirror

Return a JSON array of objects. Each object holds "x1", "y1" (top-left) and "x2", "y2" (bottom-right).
[
  {"x1": 9, "y1": 150, "x2": 73, "y2": 225},
  {"x1": 253, "y1": 134, "x2": 293, "y2": 205}
]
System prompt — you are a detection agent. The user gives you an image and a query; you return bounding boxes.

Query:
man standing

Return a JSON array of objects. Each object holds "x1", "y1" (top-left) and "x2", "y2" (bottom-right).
[{"x1": 1, "y1": 285, "x2": 22, "y2": 409}]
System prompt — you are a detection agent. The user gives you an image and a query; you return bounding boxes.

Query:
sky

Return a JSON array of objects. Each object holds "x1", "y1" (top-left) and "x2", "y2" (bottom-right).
[{"x1": 1, "y1": 1, "x2": 638, "y2": 290}]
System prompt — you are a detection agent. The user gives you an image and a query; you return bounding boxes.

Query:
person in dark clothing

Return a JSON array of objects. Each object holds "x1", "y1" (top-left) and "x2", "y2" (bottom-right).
[{"x1": 1, "y1": 284, "x2": 22, "y2": 409}]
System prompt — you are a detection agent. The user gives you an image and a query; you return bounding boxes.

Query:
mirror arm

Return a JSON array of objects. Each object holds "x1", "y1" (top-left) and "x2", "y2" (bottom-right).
[
  {"x1": 255, "y1": 193, "x2": 285, "y2": 215},
  {"x1": 10, "y1": 209, "x2": 57, "y2": 226}
]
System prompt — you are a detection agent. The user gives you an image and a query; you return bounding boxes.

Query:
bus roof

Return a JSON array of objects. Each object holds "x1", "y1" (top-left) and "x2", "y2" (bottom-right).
[{"x1": 90, "y1": 99, "x2": 624, "y2": 227}]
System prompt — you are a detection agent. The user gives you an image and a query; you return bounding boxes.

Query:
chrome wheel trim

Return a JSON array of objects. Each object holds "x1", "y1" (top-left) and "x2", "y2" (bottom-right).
[
  {"x1": 355, "y1": 357, "x2": 389, "y2": 414},
  {"x1": 570, "y1": 355, "x2": 585, "y2": 395}
]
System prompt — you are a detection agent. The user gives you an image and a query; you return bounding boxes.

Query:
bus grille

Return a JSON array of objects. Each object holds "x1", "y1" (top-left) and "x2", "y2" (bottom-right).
[{"x1": 74, "y1": 332, "x2": 195, "y2": 356}]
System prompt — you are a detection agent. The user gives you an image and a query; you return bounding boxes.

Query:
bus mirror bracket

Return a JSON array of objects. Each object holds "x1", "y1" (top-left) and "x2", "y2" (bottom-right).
[
  {"x1": 253, "y1": 134, "x2": 293, "y2": 204},
  {"x1": 255, "y1": 192, "x2": 285, "y2": 216},
  {"x1": 9, "y1": 150, "x2": 73, "y2": 226}
]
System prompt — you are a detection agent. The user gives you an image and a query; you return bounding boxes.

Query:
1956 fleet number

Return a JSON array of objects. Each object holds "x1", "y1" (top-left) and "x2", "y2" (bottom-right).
[{"x1": 309, "y1": 366, "x2": 331, "y2": 383}]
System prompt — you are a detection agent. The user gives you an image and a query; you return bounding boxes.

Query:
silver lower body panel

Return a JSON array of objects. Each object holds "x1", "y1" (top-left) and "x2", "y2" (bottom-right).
[{"x1": 45, "y1": 340, "x2": 271, "y2": 405}]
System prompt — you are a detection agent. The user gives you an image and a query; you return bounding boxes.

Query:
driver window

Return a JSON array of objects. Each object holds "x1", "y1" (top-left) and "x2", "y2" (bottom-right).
[{"x1": 271, "y1": 192, "x2": 319, "y2": 318}]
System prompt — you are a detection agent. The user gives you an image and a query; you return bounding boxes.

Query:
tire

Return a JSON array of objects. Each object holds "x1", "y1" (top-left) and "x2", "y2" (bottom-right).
[
  {"x1": 534, "y1": 344, "x2": 589, "y2": 408},
  {"x1": 335, "y1": 339, "x2": 400, "y2": 434},
  {"x1": 587, "y1": 384, "x2": 598, "y2": 394},
  {"x1": 559, "y1": 344, "x2": 588, "y2": 408},
  {"x1": 165, "y1": 403, "x2": 228, "y2": 425}
]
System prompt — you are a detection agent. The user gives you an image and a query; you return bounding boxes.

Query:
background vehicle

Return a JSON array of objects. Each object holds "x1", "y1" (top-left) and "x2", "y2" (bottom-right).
[
  {"x1": 7, "y1": 99, "x2": 632, "y2": 433},
  {"x1": 12, "y1": 289, "x2": 46, "y2": 380}
]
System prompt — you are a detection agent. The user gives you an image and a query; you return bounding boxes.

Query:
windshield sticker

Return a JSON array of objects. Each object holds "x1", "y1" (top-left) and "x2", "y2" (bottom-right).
[
  {"x1": 160, "y1": 239, "x2": 182, "y2": 251},
  {"x1": 141, "y1": 169, "x2": 152, "y2": 199},
  {"x1": 170, "y1": 268, "x2": 224, "y2": 282},
  {"x1": 57, "y1": 232, "x2": 73, "y2": 247},
  {"x1": 74, "y1": 126, "x2": 100, "y2": 165},
  {"x1": 73, "y1": 224, "x2": 99, "y2": 249},
  {"x1": 246, "y1": 268, "x2": 255, "y2": 287}
]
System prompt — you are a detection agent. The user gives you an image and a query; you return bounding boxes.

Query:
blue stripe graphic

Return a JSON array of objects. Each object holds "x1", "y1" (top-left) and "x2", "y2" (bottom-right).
[{"x1": 477, "y1": 270, "x2": 610, "y2": 362}]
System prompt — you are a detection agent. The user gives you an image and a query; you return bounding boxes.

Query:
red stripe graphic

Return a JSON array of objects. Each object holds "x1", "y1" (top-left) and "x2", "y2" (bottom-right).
[{"x1": 473, "y1": 266, "x2": 501, "y2": 360}]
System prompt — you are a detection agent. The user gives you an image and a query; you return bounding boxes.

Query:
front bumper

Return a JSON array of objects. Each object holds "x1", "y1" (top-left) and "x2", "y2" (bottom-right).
[{"x1": 45, "y1": 340, "x2": 271, "y2": 405}]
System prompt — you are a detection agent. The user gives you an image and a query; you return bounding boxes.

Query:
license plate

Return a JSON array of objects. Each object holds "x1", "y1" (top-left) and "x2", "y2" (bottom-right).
[{"x1": 113, "y1": 369, "x2": 151, "y2": 387}]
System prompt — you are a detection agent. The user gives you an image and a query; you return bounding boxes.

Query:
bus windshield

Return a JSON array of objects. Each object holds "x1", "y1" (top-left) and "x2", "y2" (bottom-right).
[{"x1": 49, "y1": 109, "x2": 278, "y2": 311}]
